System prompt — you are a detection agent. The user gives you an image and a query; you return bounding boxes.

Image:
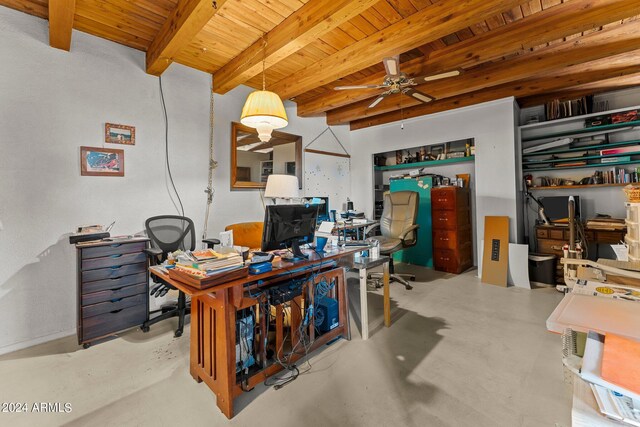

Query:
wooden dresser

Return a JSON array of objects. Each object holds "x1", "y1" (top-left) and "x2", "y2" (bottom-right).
[
  {"x1": 431, "y1": 186, "x2": 473, "y2": 274},
  {"x1": 76, "y1": 238, "x2": 149, "y2": 348},
  {"x1": 535, "y1": 225, "x2": 626, "y2": 284}
]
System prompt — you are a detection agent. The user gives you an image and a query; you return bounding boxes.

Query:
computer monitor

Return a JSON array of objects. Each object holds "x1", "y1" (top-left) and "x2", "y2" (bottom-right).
[
  {"x1": 540, "y1": 195, "x2": 581, "y2": 223},
  {"x1": 308, "y1": 196, "x2": 329, "y2": 222},
  {"x1": 261, "y1": 204, "x2": 319, "y2": 259}
]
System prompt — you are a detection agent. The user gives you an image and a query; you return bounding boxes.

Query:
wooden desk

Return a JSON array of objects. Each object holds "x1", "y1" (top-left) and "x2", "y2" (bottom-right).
[
  {"x1": 535, "y1": 224, "x2": 626, "y2": 284},
  {"x1": 150, "y1": 246, "x2": 369, "y2": 419}
]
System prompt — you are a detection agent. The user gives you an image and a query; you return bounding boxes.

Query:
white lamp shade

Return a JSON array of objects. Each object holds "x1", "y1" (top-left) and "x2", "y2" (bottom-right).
[
  {"x1": 264, "y1": 174, "x2": 299, "y2": 199},
  {"x1": 240, "y1": 90, "x2": 288, "y2": 130}
]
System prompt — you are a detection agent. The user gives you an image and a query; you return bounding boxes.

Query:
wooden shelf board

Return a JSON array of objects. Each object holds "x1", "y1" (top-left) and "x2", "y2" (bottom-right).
[
  {"x1": 522, "y1": 139, "x2": 640, "y2": 157},
  {"x1": 521, "y1": 120, "x2": 640, "y2": 142},
  {"x1": 374, "y1": 156, "x2": 474, "y2": 171},
  {"x1": 528, "y1": 183, "x2": 628, "y2": 190},
  {"x1": 523, "y1": 159, "x2": 640, "y2": 172}
]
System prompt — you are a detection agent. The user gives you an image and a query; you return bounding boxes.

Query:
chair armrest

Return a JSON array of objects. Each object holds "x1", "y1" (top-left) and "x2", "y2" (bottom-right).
[
  {"x1": 144, "y1": 247, "x2": 164, "y2": 266},
  {"x1": 203, "y1": 238, "x2": 220, "y2": 248},
  {"x1": 144, "y1": 247, "x2": 163, "y2": 257},
  {"x1": 399, "y1": 224, "x2": 419, "y2": 242}
]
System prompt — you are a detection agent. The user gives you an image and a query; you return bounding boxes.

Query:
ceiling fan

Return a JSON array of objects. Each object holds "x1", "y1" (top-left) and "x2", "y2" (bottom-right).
[{"x1": 334, "y1": 56, "x2": 461, "y2": 108}]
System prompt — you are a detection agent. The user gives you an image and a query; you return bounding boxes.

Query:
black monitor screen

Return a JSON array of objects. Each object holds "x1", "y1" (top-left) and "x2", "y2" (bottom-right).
[
  {"x1": 261, "y1": 204, "x2": 319, "y2": 254},
  {"x1": 540, "y1": 196, "x2": 581, "y2": 222}
]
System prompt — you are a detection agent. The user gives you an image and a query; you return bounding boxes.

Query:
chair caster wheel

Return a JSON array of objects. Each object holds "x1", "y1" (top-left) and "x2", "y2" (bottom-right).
[
  {"x1": 405, "y1": 285, "x2": 413, "y2": 290},
  {"x1": 142, "y1": 326, "x2": 150, "y2": 333},
  {"x1": 83, "y1": 343, "x2": 91, "y2": 349},
  {"x1": 174, "y1": 330, "x2": 183, "y2": 338},
  {"x1": 410, "y1": 277, "x2": 416, "y2": 281}
]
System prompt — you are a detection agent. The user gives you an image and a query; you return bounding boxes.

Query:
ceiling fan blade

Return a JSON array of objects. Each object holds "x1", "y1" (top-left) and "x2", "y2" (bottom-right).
[
  {"x1": 334, "y1": 84, "x2": 386, "y2": 90},
  {"x1": 368, "y1": 93, "x2": 389, "y2": 109},
  {"x1": 383, "y1": 56, "x2": 400, "y2": 77},
  {"x1": 403, "y1": 88, "x2": 434, "y2": 104},
  {"x1": 412, "y1": 69, "x2": 462, "y2": 83}
]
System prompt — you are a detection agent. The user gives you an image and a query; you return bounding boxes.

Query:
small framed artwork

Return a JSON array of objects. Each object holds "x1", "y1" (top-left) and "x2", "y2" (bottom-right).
[
  {"x1": 80, "y1": 146, "x2": 124, "y2": 177},
  {"x1": 285, "y1": 161, "x2": 296, "y2": 176},
  {"x1": 105, "y1": 123, "x2": 135, "y2": 145}
]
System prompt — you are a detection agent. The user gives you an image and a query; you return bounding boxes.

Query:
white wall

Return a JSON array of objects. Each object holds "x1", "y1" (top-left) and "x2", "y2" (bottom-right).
[
  {"x1": 207, "y1": 84, "x2": 351, "y2": 235},
  {"x1": 350, "y1": 98, "x2": 520, "y2": 262},
  {"x1": 0, "y1": 6, "x2": 351, "y2": 353}
]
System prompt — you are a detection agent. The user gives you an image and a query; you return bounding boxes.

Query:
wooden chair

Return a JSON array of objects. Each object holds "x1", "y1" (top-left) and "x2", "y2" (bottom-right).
[{"x1": 225, "y1": 222, "x2": 264, "y2": 249}]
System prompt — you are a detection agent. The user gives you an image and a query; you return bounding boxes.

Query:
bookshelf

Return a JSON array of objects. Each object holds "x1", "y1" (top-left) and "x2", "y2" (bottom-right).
[{"x1": 520, "y1": 105, "x2": 640, "y2": 185}]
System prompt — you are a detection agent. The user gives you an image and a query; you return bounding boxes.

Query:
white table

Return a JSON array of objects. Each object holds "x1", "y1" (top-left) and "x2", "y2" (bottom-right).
[{"x1": 350, "y1": 256, "x2": 390, "y2": 340}]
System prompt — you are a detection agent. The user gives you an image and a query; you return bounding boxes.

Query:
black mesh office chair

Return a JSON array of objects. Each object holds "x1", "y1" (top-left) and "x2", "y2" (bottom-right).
[{"x1": 142, "y1": 215, "x2": 220, "y2": 337}]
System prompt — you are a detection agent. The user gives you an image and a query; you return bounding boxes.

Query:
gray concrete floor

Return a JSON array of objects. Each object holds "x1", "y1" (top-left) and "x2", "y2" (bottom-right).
[{"x1": 0, "y1": 265, "x2": 571, "y2": 426}]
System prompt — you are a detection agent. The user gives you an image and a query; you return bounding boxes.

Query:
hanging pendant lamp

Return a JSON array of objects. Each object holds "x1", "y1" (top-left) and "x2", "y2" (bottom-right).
[{"x1": 240, "y1": 39, "x2": 288, "y2": 142}]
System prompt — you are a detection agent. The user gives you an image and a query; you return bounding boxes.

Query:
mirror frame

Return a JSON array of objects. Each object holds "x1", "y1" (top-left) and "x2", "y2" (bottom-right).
[{"x1": 231, "y1": 122, "x2": 302, "y2": 190}]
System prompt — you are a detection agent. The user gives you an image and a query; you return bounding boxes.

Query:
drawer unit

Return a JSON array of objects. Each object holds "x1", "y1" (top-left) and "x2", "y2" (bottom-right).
[
  {"x1": 534, "y1": 224, "x2": 626, "y2": 285},
  {"x1": 432, "y1": 209, "x2": 465, "y2": 230},
  {"x1": 432, "y1": 187, "x2": 470, "y2": 211},
  {"x1": 434, "y1": 245, "x2": 472, "y2": 274},
  {"x1": 76, "y1": 238, "x2": 149, "y2": 347},
  {"x1": 431, "y1": 186, "x2": 473, "y2": 274},
  {"x1": 433, "y1": 228, "x2": 471, "y2": 250}
]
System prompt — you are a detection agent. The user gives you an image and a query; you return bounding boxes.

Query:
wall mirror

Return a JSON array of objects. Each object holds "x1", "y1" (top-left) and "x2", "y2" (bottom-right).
[{"x1": 231, "y1": 122, "x2": 302, "y2": 190}]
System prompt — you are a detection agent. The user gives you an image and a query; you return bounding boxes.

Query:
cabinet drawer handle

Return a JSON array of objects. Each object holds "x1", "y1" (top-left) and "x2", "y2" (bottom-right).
[
  {"x1": 110, "y1": 265, "x2": 123, "y2": 270},
  {"x1": 440, "y1": 237, "x2": 449, "y2": 241},
  {"x1": 109, "y1": 276, "x2": 123, "y2": 280},
  {"x1": 551, "y1": 245, "x2": 563, "y2": 251},
  {"x1": 110, "y1": 309, "x2": 123, "y2": 314},
  {"x1": 110, "y1": 254, "x2": 123, "y2": 258},
  {"x1": 110, "y1": 298, "x2": 124, "y2": 303},
  {"x1": 111, "y1": 287, "x2": 123, "y2": 292},
  {"x1": 110, "y1": 244, "x2": 122, "y2": 248}
]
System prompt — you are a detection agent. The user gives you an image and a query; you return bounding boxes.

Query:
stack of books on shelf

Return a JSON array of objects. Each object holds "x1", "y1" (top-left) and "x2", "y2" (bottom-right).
[
  {"x1": 174, "y1": 249, "x2": 244, "y2": 278},
  {"x1": 586, "y1": 217, "x2": 626, "y2": 231},
  {"x1": 545, "y1": 96, "x2": 593, "y2": 121},
  {"x1": 600, "y1": 145, "x2": 640, "y2": 164},
  {"x1": 595, "y1": 168, "x2": 640, "y2": 184}
]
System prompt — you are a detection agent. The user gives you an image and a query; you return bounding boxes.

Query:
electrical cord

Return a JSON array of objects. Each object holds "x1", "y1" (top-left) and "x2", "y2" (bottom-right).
[{"x1": 159, "y1": 76, "x2": 184, "y2": 217}]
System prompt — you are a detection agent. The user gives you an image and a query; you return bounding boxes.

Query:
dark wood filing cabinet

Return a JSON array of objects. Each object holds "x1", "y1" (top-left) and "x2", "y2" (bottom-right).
[
  {"x1": 431, "y1": 186, "x2": 473, "y2": 274},
  {"x1": 76, "y1": 238, "x2": 149, "y2": 348}
]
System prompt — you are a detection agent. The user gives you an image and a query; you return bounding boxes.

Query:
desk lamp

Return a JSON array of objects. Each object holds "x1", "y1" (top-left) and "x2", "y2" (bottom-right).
[{"x1": 264, "y1": 174, "x2": 299, "y2": 204}]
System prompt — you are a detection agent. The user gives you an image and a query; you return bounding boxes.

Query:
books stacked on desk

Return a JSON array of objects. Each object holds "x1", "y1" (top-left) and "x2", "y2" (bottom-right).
[{"x1": 174, "y1": 250, "x2": 244, "y2": 278}]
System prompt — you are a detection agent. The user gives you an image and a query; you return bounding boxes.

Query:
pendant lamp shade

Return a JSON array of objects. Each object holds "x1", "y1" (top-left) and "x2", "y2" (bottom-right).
[{"x1": 240, "y1": 90, "x2": 288, "y2": 142}]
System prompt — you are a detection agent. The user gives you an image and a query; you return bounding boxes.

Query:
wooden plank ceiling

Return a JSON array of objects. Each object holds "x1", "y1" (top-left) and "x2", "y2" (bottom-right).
[{"x1": 3, "y1": 0, "x2": 640, "y2": 129}]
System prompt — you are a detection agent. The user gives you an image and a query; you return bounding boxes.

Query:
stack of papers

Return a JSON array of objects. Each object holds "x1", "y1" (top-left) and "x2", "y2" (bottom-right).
[
  {"x1": 582, "y1": 331, "x2": 640, "y2": 425},
  {"x1": 175, "y1": 249, "x2": 244, "y2": 277}
]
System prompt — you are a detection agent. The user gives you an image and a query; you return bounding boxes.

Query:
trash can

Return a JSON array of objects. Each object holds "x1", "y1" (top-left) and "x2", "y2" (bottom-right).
[{"x1": 528, "y1": 254, "x2": 556, "y2": 286}]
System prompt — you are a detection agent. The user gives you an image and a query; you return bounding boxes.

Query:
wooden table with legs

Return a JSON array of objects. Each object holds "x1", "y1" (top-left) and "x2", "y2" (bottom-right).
[{"x1": 149, "y1": 246, "x2": 371, "y2": 419}]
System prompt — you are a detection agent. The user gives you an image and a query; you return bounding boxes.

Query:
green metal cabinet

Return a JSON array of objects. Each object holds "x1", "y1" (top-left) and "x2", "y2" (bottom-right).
[{"x1": 389, "y1": 177, "x2": 433, "y2": 268}]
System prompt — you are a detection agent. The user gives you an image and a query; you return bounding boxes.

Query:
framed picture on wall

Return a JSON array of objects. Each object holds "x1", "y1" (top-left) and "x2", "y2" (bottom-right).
[
  {"x1": 285, "y1": 161, "x2": 296, "y2": 176},
  {"x1": 80, "y1": 146, "x2": 125, "y2": 177},
  {"x1": 105, "y1": 123, "x2": 135, "y2": 145}
]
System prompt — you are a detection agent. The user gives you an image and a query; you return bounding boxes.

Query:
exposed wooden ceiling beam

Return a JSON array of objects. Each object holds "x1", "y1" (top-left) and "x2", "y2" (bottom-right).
[
  {"x1": 146, "y1": 0, "x2": 227, "y2": 76},
  {"x1": 212, "y1": 0, "x2": 381, "y2": 94},
  {"x1": 268, "y1": 0, "x2": 530, "y2": 100},
  {"x1": 518, "y1": 75, "x2": 640, "y2": 108},
  {"x1": 296, "y1": 0, "x2": 639, "y2": 116},
  {"x1": 349, "y1": 58, "x2": 640, "y2": 130},
  {"x1": 326, "y1": 22, "x2": 640, "y2": 125},
  {"x1": 49, "y1": 0, "x2": 76, "y2": 51}
]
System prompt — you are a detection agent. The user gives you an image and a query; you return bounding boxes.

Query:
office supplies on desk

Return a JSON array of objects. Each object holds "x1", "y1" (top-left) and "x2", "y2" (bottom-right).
[
  {"x1": 249, "y1": 261, "x2": 272, "y2": 275},
  {"x1": 251, "y1": 251, "x2": 274, "y2": 263}
]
